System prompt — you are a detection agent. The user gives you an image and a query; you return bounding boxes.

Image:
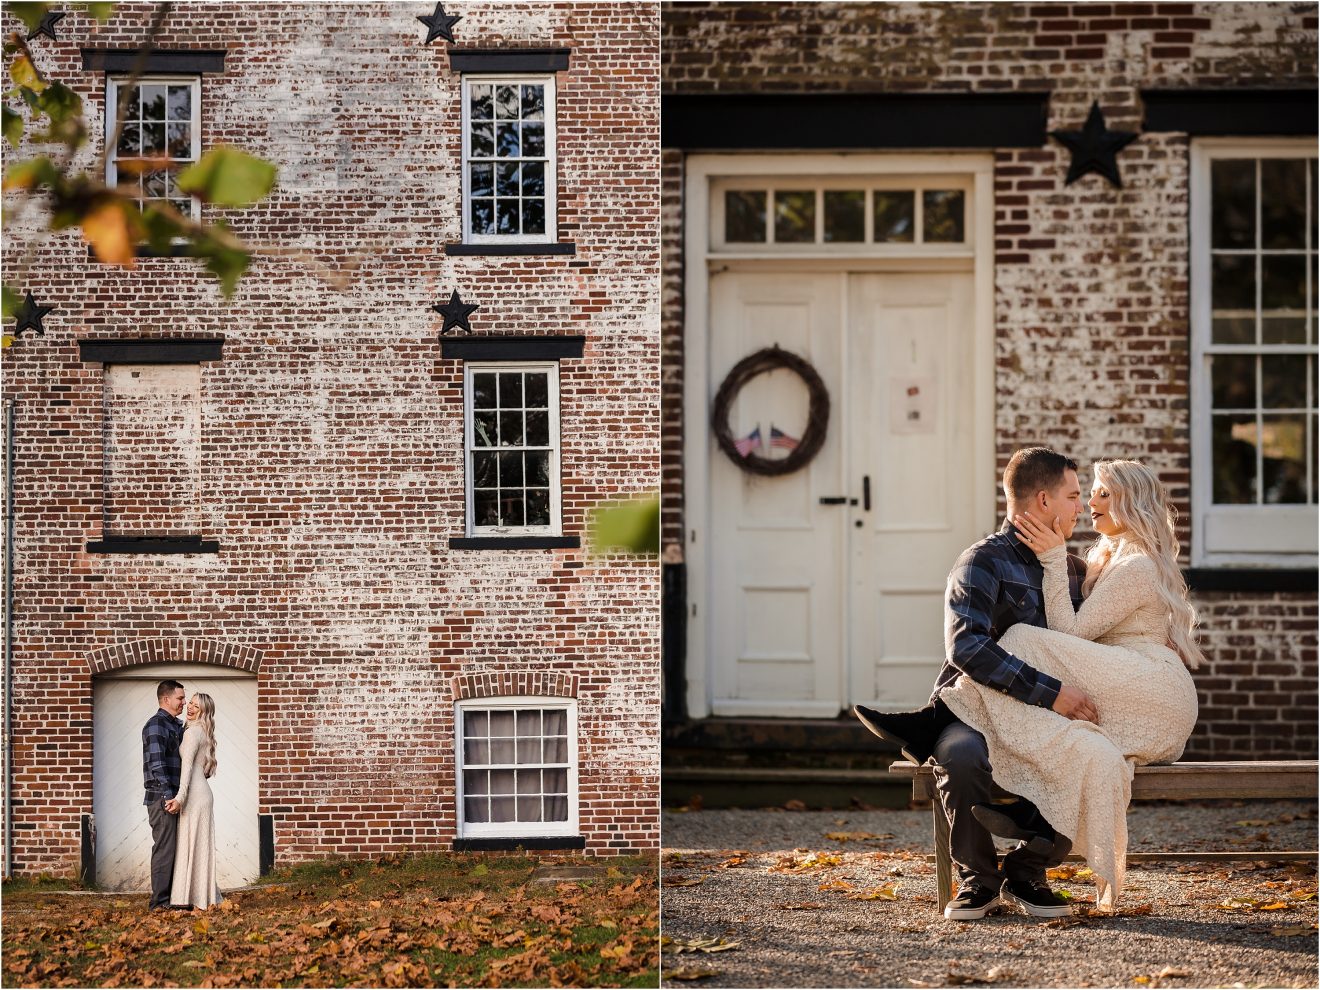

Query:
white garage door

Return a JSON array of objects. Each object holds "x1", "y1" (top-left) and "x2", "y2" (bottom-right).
[{"x1": 93, "y1": 663, "x2": 259, "y2": 892}]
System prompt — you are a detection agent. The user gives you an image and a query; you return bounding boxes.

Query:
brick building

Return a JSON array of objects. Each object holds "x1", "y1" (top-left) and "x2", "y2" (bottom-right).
[
  {"x1": 3, "y1": 1, "x2": 660, "y2": 886},
  {"x1": 660, "y1": 2, "x2": 1317, "y2": 769}
]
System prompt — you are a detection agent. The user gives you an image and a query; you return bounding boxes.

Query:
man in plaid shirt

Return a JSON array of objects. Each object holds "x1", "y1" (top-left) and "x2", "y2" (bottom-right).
[
  {"x1": 143, "y1": 679, "x2": 186, "y2": 910},
  {"x1": 856, "y1": 447, "x2": 1097, "y2": 921}
]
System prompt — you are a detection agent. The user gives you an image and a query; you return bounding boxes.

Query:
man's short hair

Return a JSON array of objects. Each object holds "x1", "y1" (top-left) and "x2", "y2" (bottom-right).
[
  {"x1": 156, "y1": 679, "x2": 185, "y2": 701},
  {"x1": 1003, "y1": 447, "x2": 1078, "y2": 504}
]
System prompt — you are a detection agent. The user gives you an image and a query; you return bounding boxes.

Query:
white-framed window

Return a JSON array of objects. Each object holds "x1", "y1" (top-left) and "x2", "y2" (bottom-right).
[
  {"x1": 105, "y1": 76, "x2": 201, "y2": 220},
  {"x1": 461, "y1": 75, "x2": 556, "y2": 243},
  {"x1": 710, "y1": 175, "x2": 973, "y2": 253},
  {"x1": 1191, "y1": 139, "x2": 1318, "y2": 567},
  {"x1": 464, "y1": 362, "x2": 562, "y2": 536},
  {"x1": 455, "y1": 697, "x2": 577, "y2": 838}
]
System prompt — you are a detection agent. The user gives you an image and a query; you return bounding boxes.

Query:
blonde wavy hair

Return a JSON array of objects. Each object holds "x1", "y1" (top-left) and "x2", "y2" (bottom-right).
[
  {"x1": 1083, "y1": 460, "x2": 1204, "y2": 669},
  {"x1": 189, "y1": 693, "x2": 219, "y2": 778}
]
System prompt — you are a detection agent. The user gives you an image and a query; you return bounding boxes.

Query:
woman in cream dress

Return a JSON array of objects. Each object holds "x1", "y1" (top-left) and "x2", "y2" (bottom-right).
[
  {"x1": 939, "y1": 459, "x2": 1201, "y2": 911},
  {"x1": 170, "y1": 692, "x2": 224, "y2": 909}
]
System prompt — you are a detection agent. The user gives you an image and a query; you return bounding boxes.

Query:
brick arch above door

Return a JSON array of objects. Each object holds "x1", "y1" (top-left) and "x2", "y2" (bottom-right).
[{"x1": 86, "y1": 638, "x2": 264, "y2": 676}]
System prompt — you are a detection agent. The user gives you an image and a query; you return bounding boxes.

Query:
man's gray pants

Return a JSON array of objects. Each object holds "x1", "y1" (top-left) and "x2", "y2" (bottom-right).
[
  {"x1": 147, "y1": 797, "x2": 177, "y2": 909},
  {"x1": 931, "y1": 719, "x2": 1071, "y2": 890}
]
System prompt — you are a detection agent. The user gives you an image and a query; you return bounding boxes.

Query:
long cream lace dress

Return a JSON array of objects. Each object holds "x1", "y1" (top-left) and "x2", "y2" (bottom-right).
[
  {"x1": 170, "y1": 724, "x2": 223, "y2": 909},
  {"x1": 939, "y1": 544, "x2": 1198, "y2": 910}
]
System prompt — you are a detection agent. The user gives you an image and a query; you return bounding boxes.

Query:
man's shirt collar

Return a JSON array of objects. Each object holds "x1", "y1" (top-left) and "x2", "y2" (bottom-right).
[{"x1": 999, "y1": 519, "x2": 1039, "y2": 565}]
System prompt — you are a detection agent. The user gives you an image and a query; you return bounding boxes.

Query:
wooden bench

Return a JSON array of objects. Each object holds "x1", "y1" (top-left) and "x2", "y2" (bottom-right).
[{"x1": 889, "y1": 760, "x2": 1320, "y2": 912}]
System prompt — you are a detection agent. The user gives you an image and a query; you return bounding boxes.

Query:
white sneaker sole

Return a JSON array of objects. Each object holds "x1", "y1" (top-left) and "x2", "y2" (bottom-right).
[
  {"x1": 1001, "y1": 886, "x2": 1073, "y2": 918},
  {"x1": 943, "y1": 894, "x2": 1000, "y2": 921}
]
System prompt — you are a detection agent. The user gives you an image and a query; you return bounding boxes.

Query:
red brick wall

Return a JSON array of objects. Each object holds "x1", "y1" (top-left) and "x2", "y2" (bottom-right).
[
  {"x1": 660, "y1": 1, "x2": 1318, "y2": 759},
  {"x1": 4, "y1": 1, "x2": 659, "y2": 877}
]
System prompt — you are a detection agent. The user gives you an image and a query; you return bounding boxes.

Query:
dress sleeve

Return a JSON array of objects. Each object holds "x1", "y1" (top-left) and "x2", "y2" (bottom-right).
[
  {"x1": 1038, "y1": 544, "x2": 1156, "y2": 643},
  {"x1": 174, "y1": 728, "x2": 199, "y2": 809}
]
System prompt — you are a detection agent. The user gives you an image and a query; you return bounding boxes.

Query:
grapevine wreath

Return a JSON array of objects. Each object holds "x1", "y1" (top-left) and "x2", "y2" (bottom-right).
[{"x1": 710, "y1": 345, "x2": 830, "y2": 477}]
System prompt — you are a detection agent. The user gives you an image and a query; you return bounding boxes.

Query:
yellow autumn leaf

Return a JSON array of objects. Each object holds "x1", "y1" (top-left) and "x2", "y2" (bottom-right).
[
  {"x1": 9, "y1": 55, "x2": 48, "y2": 93},
  {"x1": 81, "y1": 200, "x2": 137, "y2": 266}
]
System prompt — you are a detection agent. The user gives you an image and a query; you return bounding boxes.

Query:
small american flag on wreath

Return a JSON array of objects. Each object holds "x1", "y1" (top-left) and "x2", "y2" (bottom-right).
[
  {"x1": 734, "y1": 425, "x2": 762, "y2": 458},
  {"x1": 769, "y1": 425, "x2": 799, "y2": 452}
]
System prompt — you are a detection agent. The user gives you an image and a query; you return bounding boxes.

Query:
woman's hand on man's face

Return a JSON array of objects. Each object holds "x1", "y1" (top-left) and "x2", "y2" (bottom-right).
[{"x1": 1012, "y1": 512, "x2": 1066, "y2": 554}]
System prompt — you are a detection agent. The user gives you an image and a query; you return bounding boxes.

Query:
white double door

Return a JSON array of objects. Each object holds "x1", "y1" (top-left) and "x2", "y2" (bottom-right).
[
  {"x1": 708, "y1": 270, "x2": 979, "y2": 716},
  {"x1": 93, "y1": 664, "x2": 260, "y2": 891}
]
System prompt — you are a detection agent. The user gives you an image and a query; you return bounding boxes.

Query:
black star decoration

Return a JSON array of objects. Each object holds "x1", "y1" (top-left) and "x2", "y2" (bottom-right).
[
  {"x1": 432, "y1": 289, "x2": 479, "y2": 334},
  {"x1": 1050, "y1": 101, "x2": 1139, "y2": 189},
  {"x1": 11, "y1": 291, "x2": 54, "y2": 337},
  {"x1": 417, "y1": 2, "x2": 462, "y2": 45},
  {"x1": 28, "y1": 9, "x2": 67, "y2": 42}
]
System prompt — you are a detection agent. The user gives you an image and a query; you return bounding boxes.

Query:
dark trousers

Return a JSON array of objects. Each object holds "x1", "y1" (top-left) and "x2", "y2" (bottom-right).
[
  {"x1": 931, "y1": 718, "x2": 1071, "y2": 889},
  {"x1": 146, "y1": 797, "x2": 177, "y2": 909}
]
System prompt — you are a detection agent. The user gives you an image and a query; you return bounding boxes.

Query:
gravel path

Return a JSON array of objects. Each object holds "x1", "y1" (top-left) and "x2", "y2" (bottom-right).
[{"x1": 662, "y1": 801, "x2": 1318, "y2": 989}]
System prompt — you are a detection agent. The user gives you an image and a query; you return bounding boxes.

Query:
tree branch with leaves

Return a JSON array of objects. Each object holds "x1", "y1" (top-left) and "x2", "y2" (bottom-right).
[{"x1": 2, "y1": 1, "x2": 278, "y2": 346}]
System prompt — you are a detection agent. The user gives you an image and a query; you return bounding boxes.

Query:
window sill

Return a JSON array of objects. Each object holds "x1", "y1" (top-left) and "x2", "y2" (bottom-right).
[
  {"x1": 445, "y1": 242, "x2": 576, "y2": 257},
  {"x1": 449, "y1": 536, "x2": 580, "y2": 550},
  {"x1": 87, "y1": 537, "x2": 219, "y2": 554},
  {"x1": 452, "y1": 835, "x2": 585, "y2": 852},
  {"x1": 1183, "y1": 567, "x2": 1317, "y2": 593},
  {"x1": 85, "y1": 244, "x2": 194, "y2": 260}
]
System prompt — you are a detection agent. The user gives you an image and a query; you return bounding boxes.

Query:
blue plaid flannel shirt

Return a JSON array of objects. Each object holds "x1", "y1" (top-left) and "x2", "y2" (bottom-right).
[
  {"x1": 142, "y1": 708, "x2": 183, "y2": 805},
  {"x1": 932, "y1": 521, "x2": 1087, "y2": 710}
]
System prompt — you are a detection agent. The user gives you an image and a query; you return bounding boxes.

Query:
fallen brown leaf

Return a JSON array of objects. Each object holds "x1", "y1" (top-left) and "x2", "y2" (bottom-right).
[
  {"x1": 664, "y1": 876, "x2": 706, "y2": 888},
  {"x1": 769, "y1": 851, "x2": 843, "y2": 873},
  {"x1": 824, "y1": 831, "x2": 893, "y2": 842},
  {"x1": 845, "y1": 885, "x2": 899, "y2": 901},
  {"x1": 668, "y1": 966, "x2": 720, "y2": 980},
  {"x1": 818, "y1": 879, "x2": 854, "y2": 892}
]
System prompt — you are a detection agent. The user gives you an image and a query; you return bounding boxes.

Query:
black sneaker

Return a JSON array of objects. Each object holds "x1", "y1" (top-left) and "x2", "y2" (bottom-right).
[
  {"x1": 852, "y1": 703, "x2": 947, "y2": 765},
  {"x1": 943, "y1": 881, "x2": 1001, "y2": 921},
  {"x1": 1001, "y1": 878, "x2": 1073, "y2": 918},
  {"x1": 971, "y1": 801, "x2": 1057, "y2": 856}
]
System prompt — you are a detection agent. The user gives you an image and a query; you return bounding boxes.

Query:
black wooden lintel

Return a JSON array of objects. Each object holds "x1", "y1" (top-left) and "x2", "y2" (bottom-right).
[
  {"x1": 439, "y1": 335, "x2": 585, "y2": 361},
  {"x1": 87, "y1": 537, "x2": 220, "y2": 555},
  {"x1": 452, "y1": 835, "x2": 585, "y2": 851},
  {"x1": 1184, "y1": 567, "x2": 1317, "y2": 593},
  {"x1": 1142, "y1": 89, "x2": 1319, "y2": 136},
  {"x1": 449, "y1": 536, "x2": 581, "y2": 550},
  {"x1": 662, "y1": 91, "x2": 1052, "y2": 150},
  {"x1": 81, "y1": 49, "x2": 227, "y2": 74},
  {"x1": 445, "y1": 242, "x2": 577, "y2": 256},
  {"x1": 447, "y1": 48, "x2": 571, "y2": 73},
  {"x1": 79, "y1": 338, "x2": 224, "y2": 364}
]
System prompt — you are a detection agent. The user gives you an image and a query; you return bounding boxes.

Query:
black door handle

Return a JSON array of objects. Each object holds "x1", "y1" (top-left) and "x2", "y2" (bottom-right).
[
  {"x1": 863, "y1": 475, "x2": 871, "y2": 511},
  {"x1": 819, "y1": 496, "x2": 848, "y2": 505}
]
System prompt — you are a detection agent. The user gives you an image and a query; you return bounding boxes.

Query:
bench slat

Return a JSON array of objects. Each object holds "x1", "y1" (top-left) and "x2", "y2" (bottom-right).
[{"x1": 890, "y1": 760, "x2": 1319, "y2": 801}]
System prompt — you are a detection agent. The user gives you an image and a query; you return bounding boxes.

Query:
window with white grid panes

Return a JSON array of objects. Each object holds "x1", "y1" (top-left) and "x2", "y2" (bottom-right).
[
  {"x1": 462, "y1": 76, "x2": 556, "y2": 243},
  {"x1": 465, "y1": 362, "x2": 561, "y2": 535},
  {"x1": 105, "y1": 77, "x2": 200, "y2": 221},
  {"x1": 714, "y1": 179, "x2": 970, "y2": 251},
  {"x1": 1192, "y1": 142, "x2": 1318, "y2": 564},
  {"x1": 456, "y1": 700, "x2": 576, "y2": 838}
]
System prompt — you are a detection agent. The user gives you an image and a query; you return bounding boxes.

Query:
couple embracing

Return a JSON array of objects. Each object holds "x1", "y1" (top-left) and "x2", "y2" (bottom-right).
[
  {"x1": 143, "y1": 679, "x2": 224, "y2": 911},
  {"x1": 856, "y1": 447, "x2": 1200, "y2": 918}
]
